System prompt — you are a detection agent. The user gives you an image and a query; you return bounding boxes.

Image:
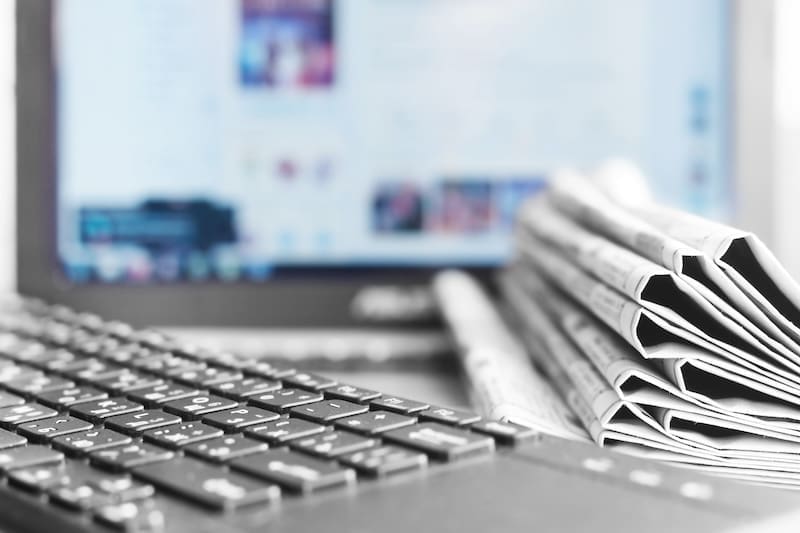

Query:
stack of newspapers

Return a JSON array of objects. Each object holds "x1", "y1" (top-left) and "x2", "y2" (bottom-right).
[{"x1": 437, "y1": 170, "x2": 800, "y2": 489}]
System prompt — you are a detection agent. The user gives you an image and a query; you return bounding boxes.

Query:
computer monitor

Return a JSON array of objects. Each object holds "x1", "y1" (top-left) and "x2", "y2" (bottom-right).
[{"x1": 17, "y1": 0, "x2": 735, "y2": 327}]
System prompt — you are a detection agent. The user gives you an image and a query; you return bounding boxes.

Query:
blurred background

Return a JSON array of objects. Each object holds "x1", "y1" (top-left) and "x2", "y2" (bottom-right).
[
  {"x1": 774, "y1": 0, "x2": 800, "y2": 277},
  {"x1": 1, "y1": 0, "x2": 799, "y2": 413},
  {"x1": 0, "y1": 0, "x2": 12, "y2": 292},
  {"x1": 1, "y1": 1, "x2": 799, "y2": 292}
]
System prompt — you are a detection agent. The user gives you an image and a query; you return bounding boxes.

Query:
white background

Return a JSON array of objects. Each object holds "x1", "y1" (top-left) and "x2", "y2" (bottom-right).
[
  {"x1": 0, "y1": 0, "x2": 13, "y2": 293},
  {"x1": 0, "y1": 2, "x2": 797, "y2": 293},
  {"x1": 774, "y1": 0, "x2": 800, "y2": 277}
]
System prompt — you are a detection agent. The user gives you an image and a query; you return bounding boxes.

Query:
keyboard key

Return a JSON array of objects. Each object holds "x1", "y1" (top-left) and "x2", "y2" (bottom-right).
[
  {"x1": 0, "y1": 403, "x2": 59, "y2": 429},
  {"x1": 0, "y1": 364, "x2": 41, "y2": 383},
  {"x1": 92, "y1": 372, "x2": 163, "y2": 393},
  {"x1": 127, "y1": 382, "x2": 200, "y2": 407},
  {"x1": 90, "y1": 443, "x2": 175, "y2": 472},
  {"x1": 52, "y1": 428, "x2": 133, "y2": 456},
  {"x1": 202, "y1": 406, "x2": 280, "y2": 432},
  {"x1": 418, "y1": 407, "x2": 482, "y2": 426},
  {"x1": 133, "y1": 457, "x2": 280, "y2": 510},
  {"x1": 89, "y1": 471, "x2": 157, "y2": 508},
  {"x1": 25, "y1": 349, "x2": 80, "y2": 370},
  {"x1": 339, "y1": 445, "x2": 428, "y2": 477},
  {"x1": 65, "y1": 359, "x2": 126, "y2": 382},
  {"x1": 0, "y1": 445, "x2": 64, "y2": 472},
  {"x1": 334, "y1": 410, "x2": 417, "y2": 435},
  {"x1": 184, "y1": 435, "x2": 269, "y2": 463},
  {"x1": 0, "y1": 355, "x2": 20, "y2": 368},
  {"x1": 71, "y1": 398, "x2": 144, "y2": 423},
  {"x1": 174, "y1": 345, "x2": 218, "y2": 363},
  {"x1": 100, "y1": 345, "x2": 150, "y2": 365},
  {"x1": 105, "y1": 410, "x2": 182, "y2": 436},
  {"x1": 208, "y1": 353, "x2": 253, "y2": 370},
  {"x1": 0, "y1": 335, "x2": 42, "y2": 361},
  {"x1": 52, "y1": 357, "x2": 100, "y2": 375},
  {"x1": 172, "y1": 366, "x2": 243, "y2": 387},
  {"x1": 0, "y1": 391, "x2": 25, "y2": 408},
  {"x1": 282, "y1": 372, "x2": 337, "y2": 392},
  {"x1": 8, "y1": 465, "x2": 73, "y2": 493},
  {"x1": 3, "y1": 374, "x2": 74, "y2": 396},
  {"x1": 242, "y1": 360, "x2": 296, "y2": 379},
  {"x1": 39, "y1": 350, "x2": 81, "y2": 370},
  {"x1": 53, "y1": 356, "x2": 104, "y2": 374},
  {"x1": 470, "y1": 420, "x2": 539, "y2": 445},
  {"x1": 324, "y1": 384, "x2": 381, "y2": 403},
  {"x1": 51, "y1": 474, "x2": 155, "y2": 510},
  {"x1": 210, "y1": 377, "x2": 281, "y2": 399},
  {"x1": 248, "y1": 388, "x2": 323, "y2": 413},
  {"x1": 290, "y1": 430, "x2": 378, "y2": 459},
  {"x1": 143, "y1": 422, "x2": 223, "y2": 449},
  {"x1": 162, "y1": 394, "x2": 238, "y2": 419},
  {"x1": 17, "y1": 415, "x2": 94, "y2": 442},
  {"x1": 36, "y1": 385, "x2": 108, "y2": 408},
  {"x1": 231, "y1": 449, "x2": 355, "y2": 494},
  {"x1": 93, "y1": 500, "x2": 165, "y2": 532},
  {"x1": 371, "y1": 396, "x2": 430, "y2": 415},
  {"x1": 161, "y1": 361, "x2": 209, "y2": 379},
  {"x1": 131, "y1": 354, "x2": 202, "y2": 376},
  {"x1": 245, "y1": 418, "x2": 326, "y2": 444},
  {"x1": 0, "y1": 428, "x2": 27, "y2": 449},
  {"x1": 128, "y1": 329, "x2": 170, "y2": 349},
  {"x1": 383, "y1": 422, "x2": 495, "y2": 461},
  {"x1": 290, "y1": 399, "x2": 369, "y2": 423}
]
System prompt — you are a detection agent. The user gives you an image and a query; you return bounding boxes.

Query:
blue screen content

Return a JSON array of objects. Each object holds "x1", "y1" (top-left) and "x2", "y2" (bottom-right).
[{"x1": 55, "y1": 0, "x2": 730, "y2": 284}]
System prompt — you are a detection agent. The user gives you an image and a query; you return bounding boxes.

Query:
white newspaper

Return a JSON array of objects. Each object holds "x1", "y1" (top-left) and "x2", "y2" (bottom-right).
[
  {"x1": 657, "y1": 409, "x2": 800, "y2": 454},
  {"x1": 495, "y1": 171, "x2": 800, "y2": 485},
  {"x1": 548, "y1": 171, "x2": 800, "y2": 358},
  {"x1": 633, "y1": 204, "x2": 800, "y2": 345},
  {"x1": 515, "y1": 265, "x2": 800, "y2": 449},
  {"x1": 496, "y1": 270, "x2": 722, "y2": 458},
  {"x1": 431, "y1": 270, "x2": 587, "y2": 440},
  {"x1": 662, "y1": 357, "x2": 800, "y2": 423},
  {"x1": 507, "y1": 265, "x2": 700, "y2": 407},
  {"x1": 518, "y1": 199, "x2": 800, "y2": 386},
  {"x1": 515, "y1": 235, "x2": 800, "y2": 424}
]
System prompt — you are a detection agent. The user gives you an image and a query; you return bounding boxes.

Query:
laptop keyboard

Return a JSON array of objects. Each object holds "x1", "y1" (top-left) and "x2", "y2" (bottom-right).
[{"x1": 0, "y1": 296, "x2": 536, "y2": 530}]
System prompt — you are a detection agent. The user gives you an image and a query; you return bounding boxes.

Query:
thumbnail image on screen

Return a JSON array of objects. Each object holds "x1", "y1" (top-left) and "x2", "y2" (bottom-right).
[{"x1": 240, "y1": 0, "x2": 335, "y2": 88}]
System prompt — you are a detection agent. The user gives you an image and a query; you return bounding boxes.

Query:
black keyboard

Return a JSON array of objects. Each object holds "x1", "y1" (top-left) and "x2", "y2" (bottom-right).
[{"x1": 0, "y1": 296, "x2": 534, "y2": 531}]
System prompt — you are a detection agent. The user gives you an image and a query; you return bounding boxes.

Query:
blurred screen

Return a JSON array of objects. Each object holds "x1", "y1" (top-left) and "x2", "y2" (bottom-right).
[{"x1": 54, "y1": 0, "x2": 730, "y2": 284}]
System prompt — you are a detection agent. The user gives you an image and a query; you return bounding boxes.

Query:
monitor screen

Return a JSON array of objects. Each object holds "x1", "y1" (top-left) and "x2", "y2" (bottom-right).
[{"x1": 54, "y1": 0, "x2": 730, "y2": 284}]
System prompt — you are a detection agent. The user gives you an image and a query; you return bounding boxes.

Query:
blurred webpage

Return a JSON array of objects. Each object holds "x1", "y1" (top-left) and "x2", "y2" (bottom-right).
[{"x1": 55, "y1": 0, "x2": 729, "y2": 283}]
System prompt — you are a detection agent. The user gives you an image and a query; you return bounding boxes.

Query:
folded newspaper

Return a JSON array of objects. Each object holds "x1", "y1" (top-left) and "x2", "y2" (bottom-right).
[{"x1": 434, "y1": 169, "x2": 800, "y2": 489}]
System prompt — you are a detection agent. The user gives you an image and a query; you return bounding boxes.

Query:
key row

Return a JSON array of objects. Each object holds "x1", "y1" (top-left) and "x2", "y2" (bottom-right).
[
  {"x1": 0, "y1": 385, "x2": 536, "y2": 451},
  {"x1": 1, "y1": 332, "x2": 453, "y2": 417},
  {"x1": 0, "y1": 396, "x2": 507, "y2": 463},
  {"x1": 1, "y1": 333, "x2": 487, "y2": 428},
  {"x1": 0, "y1": 344, "x2": 540, "y2": 452}
]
